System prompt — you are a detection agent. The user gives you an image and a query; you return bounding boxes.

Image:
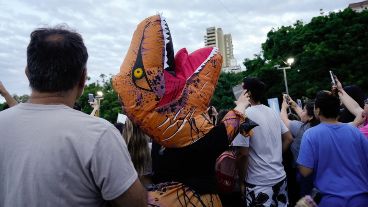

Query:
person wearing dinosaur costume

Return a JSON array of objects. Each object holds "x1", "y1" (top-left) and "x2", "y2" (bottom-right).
[{"x1": 113, "y1": 14, "x2": 256, "y2": 207}]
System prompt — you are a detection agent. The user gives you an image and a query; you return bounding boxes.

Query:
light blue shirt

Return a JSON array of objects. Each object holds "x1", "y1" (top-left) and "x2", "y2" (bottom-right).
[{"x1": 297, "y1": 123, "x2": 368, "y2": 206}]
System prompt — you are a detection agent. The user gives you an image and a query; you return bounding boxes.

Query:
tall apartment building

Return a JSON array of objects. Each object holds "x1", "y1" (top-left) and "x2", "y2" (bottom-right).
[
  {"x1": 204, "y1": 27, "x2": 234, "y2": 68},
  {"x1": 224, "y1": 34, "x2": 234, "y2": 68},
  {"x1": 348, "y1": 0, "x2": 368, "y2": 12}
]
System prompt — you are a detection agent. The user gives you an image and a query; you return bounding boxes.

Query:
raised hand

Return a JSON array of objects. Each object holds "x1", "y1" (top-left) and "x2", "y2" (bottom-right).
[{"x1": 0, "y1": 81, "x2": 8, "y2": 96}]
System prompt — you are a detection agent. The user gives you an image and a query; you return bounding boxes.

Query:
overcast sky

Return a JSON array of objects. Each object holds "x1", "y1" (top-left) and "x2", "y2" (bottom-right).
[{"x1": 0, "y1": 0, "x2": 357, "y2": 103}]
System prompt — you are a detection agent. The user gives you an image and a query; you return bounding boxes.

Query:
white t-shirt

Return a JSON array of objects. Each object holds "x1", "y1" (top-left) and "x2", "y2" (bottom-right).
[
  {"x1": 245, "y1": 104, "x2": 289, "y2": 186},
  {"x1": 0, "y1": 103, "x2": 138, "y2": 207},
  {"x1": 231, "y1": 133, "x2": 250, "y2": 147}
]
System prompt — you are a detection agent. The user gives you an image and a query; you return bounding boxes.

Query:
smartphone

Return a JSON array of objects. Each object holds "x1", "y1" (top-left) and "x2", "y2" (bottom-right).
[
  {"x1": 232, "y1": 84, "x2": 243, "y2": 100},
  {"x1": 282, "y1": 92, "x2": 290, "y2": 104},
  {"x1": 329, "y1": 70, "x2": 336, "y2": 85},
  {"x1": 297, "y1": 99, "x2": 302, "y2": 108},
  {"x1": 88, "y1": 93, "x2": 94, "y2": 103}
]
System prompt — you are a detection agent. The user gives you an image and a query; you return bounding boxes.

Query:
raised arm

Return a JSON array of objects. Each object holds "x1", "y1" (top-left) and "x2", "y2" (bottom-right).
[
  {"x1": 0, "y1": 81, "x2": 18, "y2": 107},
  {"x1": 288, "y1": 96, "x2": 303, "y2": 119},
  {"x1": 334, "y1": 78, "x2": 363, "y2": 117},
  {"x1": 280, "y1": 96, "x2": 291, "y2": 128},
  {"x1": 234, "y1": 90, "x2": 251, "y2": 114},
  {"x1": 221, "y1": 90, "x2": 251, "y2": 140},
  {"x1": 351, "y1": 111, "x2": 367, "y2": 127}
]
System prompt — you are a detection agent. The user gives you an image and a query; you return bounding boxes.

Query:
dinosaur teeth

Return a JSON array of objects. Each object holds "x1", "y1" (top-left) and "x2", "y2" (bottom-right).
[
  {"x1": 164, "y1": 56, "x2": 169, "y2": 69},
  {"x1": 160, "y1": 15, "x2": 170, "y2": 70},
  {"x1": 191, "y1": 47, "x2": 219, "y2": 76}
]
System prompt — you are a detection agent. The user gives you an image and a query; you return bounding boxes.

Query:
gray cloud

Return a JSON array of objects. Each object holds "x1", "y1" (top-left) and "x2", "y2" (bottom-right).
[{"x1": 0, "y1": 0, "x2": 355, "y2": 103}]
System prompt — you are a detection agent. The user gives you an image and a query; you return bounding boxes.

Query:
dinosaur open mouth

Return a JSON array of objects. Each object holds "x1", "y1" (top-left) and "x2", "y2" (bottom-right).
[
  {"x1": 159, "y1": 15, "x2": 219, "y2": 107},
  {"x1": 113, "y1": 14, "x2": 223, "y2": 148},
  {"x1": 160, "y1": 16, "x2": 175, "y2": 73}
]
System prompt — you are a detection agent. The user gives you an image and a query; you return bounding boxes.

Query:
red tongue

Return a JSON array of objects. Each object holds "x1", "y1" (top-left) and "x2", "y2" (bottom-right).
[{"x1": 158, "y1": 47, "x2": 213, "y2": 107}]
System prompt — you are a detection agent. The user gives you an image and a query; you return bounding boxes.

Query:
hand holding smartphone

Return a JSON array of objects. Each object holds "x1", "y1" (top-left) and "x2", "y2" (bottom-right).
[
  {"x1": 329, "y1": 70, "x2": 339, "y2": 96},
  {"x1": 282, "y1": 93, "x2": 290, "y2": 104},
  {"x1": 329, "y1": 70, "x2": 336, "y2": 86},
  {"x1": 232, "y1": 84, "x2": 243, "y2": 100},
  {"x1": 88, "y1": 93, "x2": 95, "y2": 104}
]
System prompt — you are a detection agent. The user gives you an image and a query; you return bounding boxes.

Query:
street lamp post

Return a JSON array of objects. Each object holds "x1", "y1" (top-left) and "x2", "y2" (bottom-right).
[
  {"x1": 275, "y1": 57, "x2": 294, "y2": 96},
  {"x1": 275, "y1": 58, "x2": 294, "y2": 113}
]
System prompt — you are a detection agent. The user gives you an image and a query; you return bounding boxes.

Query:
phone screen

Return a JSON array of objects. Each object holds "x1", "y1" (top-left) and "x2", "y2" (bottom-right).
[
  {"x1": 282, "y1": 93, "x2": 290, "y2": 104},
  {"x1": 88, "y1": 94, "x2": 94, "y2": 103},
  {"x1": 329, "y1": 70, "x2": 336, "y2": 85},
  {"x1": 232, "y1": 84, "x2": 243, "y2": 100}
]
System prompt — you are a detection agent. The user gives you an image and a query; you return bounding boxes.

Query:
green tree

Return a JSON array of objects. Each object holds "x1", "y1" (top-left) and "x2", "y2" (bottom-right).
[
  {"x1": 13, "y1": 94, "x2": 30, "y2": 103},
  {"x1": 244, "y1": 8, "x2": 368, "y2": 100},
  {"x1": 211, "y1": 71, "x2": 246, "y2": 110},
  {"x1": 76, "y1": 75, "x2": 121, "y2": 123},
  {"x1": 0, "y1": 102, "x2": 7, "y2": 110}
]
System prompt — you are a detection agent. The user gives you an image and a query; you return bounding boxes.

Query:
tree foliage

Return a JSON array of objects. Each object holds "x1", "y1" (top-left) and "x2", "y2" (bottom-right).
[
  {"x1": 13, "y1": 94, "x2": 30, "y2": 103},
  {"x1": 211, "y1": 71, "x2": 246, "y2": 110},
  {"x1": 0, "y1": 103, "x2": 7, "y2": 110},
  {"x1": 76, "y1": 74, "x2": 121, "y2": 124},
  {"x1": 244, "y1": 8, "x2": 368, "y2": 100}
]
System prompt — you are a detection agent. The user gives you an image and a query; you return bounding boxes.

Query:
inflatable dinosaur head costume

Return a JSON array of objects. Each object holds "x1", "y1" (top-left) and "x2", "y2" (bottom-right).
[{"x1": 113, "y1": 15, "x2": 222, "y2": 148}]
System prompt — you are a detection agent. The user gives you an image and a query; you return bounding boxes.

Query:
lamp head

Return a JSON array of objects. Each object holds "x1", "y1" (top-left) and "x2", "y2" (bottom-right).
[
  {"x1": 286, "y1": 58, "x2": 295, "y2": 66},
  {"x1": 96, "y1": 91, "x2": 104, "y2": 97}
]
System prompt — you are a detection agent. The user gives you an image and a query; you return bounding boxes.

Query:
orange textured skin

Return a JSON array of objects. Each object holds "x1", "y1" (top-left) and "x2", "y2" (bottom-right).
[{"x1": 112, "y1": 15, "x2": 222, "y2": 148}]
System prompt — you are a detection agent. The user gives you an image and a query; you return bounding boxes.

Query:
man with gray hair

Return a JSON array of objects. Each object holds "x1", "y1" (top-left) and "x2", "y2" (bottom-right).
[{"x1": 0, "y1": 26, "x2": 147, "y2": 207}]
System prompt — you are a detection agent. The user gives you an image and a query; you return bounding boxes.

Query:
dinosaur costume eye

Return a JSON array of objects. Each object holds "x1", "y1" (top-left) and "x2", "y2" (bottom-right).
[
  {"x1": 133, "y1": 68, "x2": 144, "y2": 79},
  {"x1": 132, "y1": 67, "x2": 151, "y2": 91},
  {"x1": 130, "y1": 36, "x2": 153, "y2": 91}
]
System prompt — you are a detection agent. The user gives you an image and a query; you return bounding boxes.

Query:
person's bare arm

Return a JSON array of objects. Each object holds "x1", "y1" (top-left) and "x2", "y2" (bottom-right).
[
  {"x1": 234, "y1": 90, "x2": 250, "y2": 115},
  {"x1": 90, "y1": 100, "x2": 99, "y2": 116},
  {"x1": 109, "y1": 179, "x2": 147, "y2": 207},
  {"x1": 280, "y1": 97, "x2": 291, "y2": 128},
  {"x1": 0, "y1": 81, "x2": 18, "y2": 107},
  {"x1": 335, "y1": 78, "x2": 363, "y2": 117},
  {"x1": 288, "y1": 97, "x2": 303, "y2": 119},
  {"x1": 298, "y1": 165, "x2": 313, "y2": 177},
  {"x1": 282, "y1": 131, "x2": 293, "y2": 153},
  {"x1": 351, "y1": 111, "x2": 366, "y2": 127}
]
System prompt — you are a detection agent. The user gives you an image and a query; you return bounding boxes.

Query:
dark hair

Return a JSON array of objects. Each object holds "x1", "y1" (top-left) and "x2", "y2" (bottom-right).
[
  {"x1": 242, "y1": 77, "x2": 266, "y2": 102},
  {"x1": 216, "y1": 109, "x2": 229, "y2": 125},
  {"x1": 73, "y1": 102, "x2": 82, "y2": 111},
  {"x1": 114, "y1": 122, "x2": 124, "y2": 134},
  {"x1": 338, "y1": 85, "x2": 365, "y2": 123},
  {"x1": 288, "y1": 113, "x2": 300, "y2": 121},
  {"x1": 315, "y1": 91, "x2": 340, "y2": 119},
  {"x1": 304, "y1": 100, "x2": 319, "y2": 127},
  {"x1": 27, "y1": 25, "x2": 88, "y2": 92}
]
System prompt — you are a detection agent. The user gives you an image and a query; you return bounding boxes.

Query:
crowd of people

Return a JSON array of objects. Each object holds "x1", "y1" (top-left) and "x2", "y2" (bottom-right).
[{"x1": 0, "y1": 26, "x2": 368, "y2": 207}]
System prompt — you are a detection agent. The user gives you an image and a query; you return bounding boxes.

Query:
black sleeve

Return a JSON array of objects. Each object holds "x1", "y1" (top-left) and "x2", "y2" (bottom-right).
[{"x1": 151, "y1": 124, "x2": 229, "y2": 194}]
